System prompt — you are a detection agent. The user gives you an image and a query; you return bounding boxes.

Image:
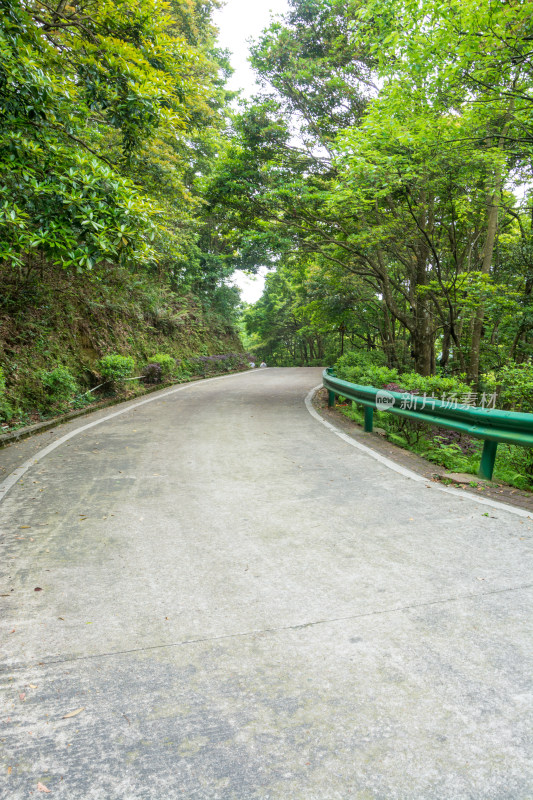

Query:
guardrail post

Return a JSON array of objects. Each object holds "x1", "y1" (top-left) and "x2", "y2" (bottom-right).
[
  {"x1": 478, "y1": 439, "x2": 498, "y2": 480},
  {"x1": 364, "y1": 406, "x2": 374, "y2": 433},
  {"x1": 328, "y1": 390, "x2": 336, "y2": 408}
]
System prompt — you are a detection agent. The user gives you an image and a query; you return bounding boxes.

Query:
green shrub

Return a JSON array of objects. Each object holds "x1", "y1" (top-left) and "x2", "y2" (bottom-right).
[
  {"x1": 359, "y1": 365, "x2": 400, "y2": 387},
  {"x1": 175, "y1": 358, "x2": 192, "y2": 381},
  {"x1": 336, "y1": 350, "x2": 396, "y2": 386},
  {"x1": 148, "y1": 353, "x2": 175, "y2": 377},
  {"x1": 335, "y1": 351, "x2": 470, "y2": 400},
  {"x1": 396, "y1": 372, "x2": 470, "y2": 400},
  {"x1": 482, "y1": 361, "x2": 533, "y2": 412},
  {"x1": 38, "y1": 365, "x2": 78, "y2": 409},
  {"x1": 336, "y1": 359, "x2": 399, "y2": 387},
  {"x1": 97, "y1": 354, "x2": 135, "y2": 383},
  {"x1": 335, "y1": 349, "x2": 386, "y2": 376},
  {"x1": 178, "y1": 358, "x2": 193, "y2": 373}
]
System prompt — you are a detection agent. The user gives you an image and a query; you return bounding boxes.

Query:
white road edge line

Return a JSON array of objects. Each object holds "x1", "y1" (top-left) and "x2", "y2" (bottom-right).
[
  {"x1": 305, "y1": 384, "x2": 533, "y2": 520},
  {"x1": 0, "y1": 369, "x2": 263, "y2": 504}
]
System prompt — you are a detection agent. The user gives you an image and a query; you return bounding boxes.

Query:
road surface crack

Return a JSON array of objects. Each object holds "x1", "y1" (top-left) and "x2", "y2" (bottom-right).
[{"x1": 2, "y1": 582, "x2": 531, "y2": 673}]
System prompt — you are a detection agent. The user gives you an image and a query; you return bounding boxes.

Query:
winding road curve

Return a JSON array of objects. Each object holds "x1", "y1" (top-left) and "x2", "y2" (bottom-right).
[{"x1": 1, "y1": 367, "x2": 532, "y2": 799}]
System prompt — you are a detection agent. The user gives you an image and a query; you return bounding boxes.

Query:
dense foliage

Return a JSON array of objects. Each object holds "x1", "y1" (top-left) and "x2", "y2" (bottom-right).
[
  {"x1": 0, "y1": 0, "x2": 246, "y2": 421},
  {"x1": 215, "y1": 0, "x2": 533, "y2": 387},
  {"x1": 0, "y1": 0, "x2": 229, "y2": 278}
]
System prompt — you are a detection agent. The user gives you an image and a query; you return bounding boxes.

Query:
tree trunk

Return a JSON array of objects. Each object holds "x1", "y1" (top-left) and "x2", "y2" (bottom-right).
[
  {"x1": 412, "y1": 241, "x2": 434, "y2": 376},
  {"x1": 440, "y1": 325, "x2": 451, "y2": 369},
  {"x1": 509, "y1": 249, "x2": 533, "y2": 359},
  {"x1": 468, "y1": 186, "x2": 500, "y2": 383},
  {"x1": 468, "y1": 105, "x2": 513, "y2": 383},
  {"x1": 411, "y1": 324, "x2": 433, "y2": 375}
]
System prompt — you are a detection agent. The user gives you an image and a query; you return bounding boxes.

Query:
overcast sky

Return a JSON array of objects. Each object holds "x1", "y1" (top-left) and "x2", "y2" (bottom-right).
[
  {"x1": 215, "y1": 0, "x2": 290, "y2": 303},
  {"x1": 214, "y1": 0, "x2": 289, "y2": 98}
]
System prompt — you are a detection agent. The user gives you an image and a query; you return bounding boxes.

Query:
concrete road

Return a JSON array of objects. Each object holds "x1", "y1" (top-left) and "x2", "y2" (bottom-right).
[{"x1": 1, "y1": 367, "x2": 532, "y2": 799}]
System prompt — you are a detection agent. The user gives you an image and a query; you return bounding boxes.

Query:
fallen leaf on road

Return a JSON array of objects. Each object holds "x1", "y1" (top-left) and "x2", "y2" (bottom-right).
[
  {"x1": 7, "y1": 766, "x2": 12, "y2": 776},
  {"x1": 37, "y1": 782, "x2": 51, "y2": 792},
  {"x1": 62, "y1": 707, "x2": 85, "y2": 719},
  {"x1": 29, "y1": 684, "x2": 37, "y2": 689},
  {"x1": 19, "y1": 526, "x2": 31, "y2": 529},
  {"x1": 19, "y1": 693, "x2": 26, "y2": 701},
  {"x1": 34, "y1": 587, "x2": 42, "y2": 592}
]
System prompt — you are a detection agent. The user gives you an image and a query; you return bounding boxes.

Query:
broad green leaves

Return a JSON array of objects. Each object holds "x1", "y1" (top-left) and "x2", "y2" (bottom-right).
[{"x1": 0, "y1": 0, "x2": 229, "y2": 282}]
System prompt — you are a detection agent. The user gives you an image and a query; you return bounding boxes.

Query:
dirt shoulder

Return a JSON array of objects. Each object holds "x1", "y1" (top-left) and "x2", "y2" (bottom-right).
[{"x1": 312, "y1": 387, "x2": 533, "y2": 516}]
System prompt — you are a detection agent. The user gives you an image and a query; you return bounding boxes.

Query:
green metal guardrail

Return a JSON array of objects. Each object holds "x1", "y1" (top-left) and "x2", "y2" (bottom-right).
[{"x1": 323, "y1": 368, "x2": 533, "y2": 480}]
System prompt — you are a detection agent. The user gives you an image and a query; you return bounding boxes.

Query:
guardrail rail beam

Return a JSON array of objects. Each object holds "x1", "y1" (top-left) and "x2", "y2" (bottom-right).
[{"x1": 322, "y1": 369, "x2": 533, "y2": 482}]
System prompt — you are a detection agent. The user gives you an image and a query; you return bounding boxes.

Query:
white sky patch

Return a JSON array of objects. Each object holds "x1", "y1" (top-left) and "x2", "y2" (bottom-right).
[
  {"x1": 214, "y1": 0, "x2": 289, "y2": 96},
  {"x1": 230, "y1": 268, "x2": 269, "y2": 304},
  {"x1": 215, "y1": 2, "x2": 288, "y2": 302}
]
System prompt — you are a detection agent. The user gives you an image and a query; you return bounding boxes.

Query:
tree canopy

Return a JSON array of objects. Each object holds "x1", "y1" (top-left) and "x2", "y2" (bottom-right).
[
  {"x1": 0, "y1": 0, "x2": 234, "y2": 297},
  {"x1": 216, "y1": 0, "x2": 533, "y2": 382}
]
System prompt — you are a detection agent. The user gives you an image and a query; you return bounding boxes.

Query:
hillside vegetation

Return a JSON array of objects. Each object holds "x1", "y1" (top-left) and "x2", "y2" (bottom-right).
[
  {"x1": 0, "y1": 0, "x2": 244, "y2": 424},
  {"x1": 0, "y1": 262, "x2": 244, "y2": 424}
]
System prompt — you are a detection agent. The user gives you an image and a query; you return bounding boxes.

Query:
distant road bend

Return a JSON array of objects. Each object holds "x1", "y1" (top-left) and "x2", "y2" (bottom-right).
[{"x1": 1, "y1": 367, "x2": 532, "y2": 799}]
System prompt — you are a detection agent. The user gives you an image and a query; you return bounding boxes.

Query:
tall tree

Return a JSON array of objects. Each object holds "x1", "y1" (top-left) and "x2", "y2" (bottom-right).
[
  {"x1": 210, "y1": 0, "x2": 533, "y2": 375},
  {"x1": 0, "y1": 0, "x2": 230, "y2": 289}
]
